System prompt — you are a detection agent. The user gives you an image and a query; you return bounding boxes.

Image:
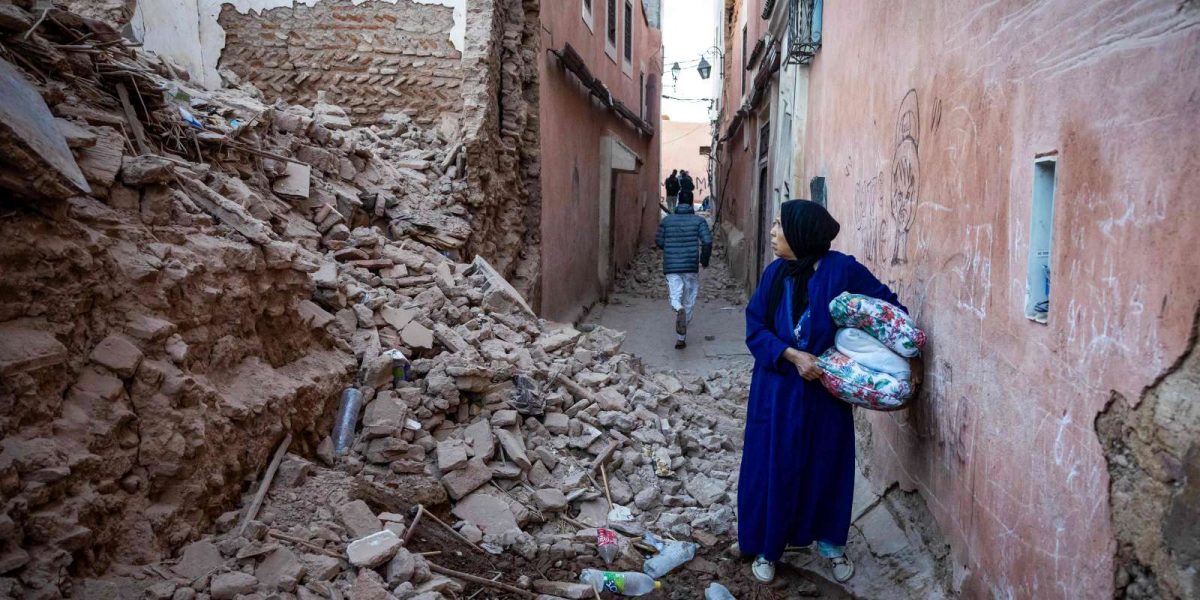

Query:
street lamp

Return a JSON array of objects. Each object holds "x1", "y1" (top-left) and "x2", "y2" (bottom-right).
[
  {"x1": 671, "y1": 61, "x2": 681, "y2": 83},
  {"x1": 697, "y1": 56, "x2": 712, "y2": 80}
]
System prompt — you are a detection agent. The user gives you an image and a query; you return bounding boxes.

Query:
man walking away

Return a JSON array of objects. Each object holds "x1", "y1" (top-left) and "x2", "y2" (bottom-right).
[
  {"x1": 656, "y1": 190, "x2": 713, "y2": 349},
  {"x1": 679, "y1": 170, "x2": 696, "y2": 198},
  {"x1": 665, "y1": 170, "x2": 680, "y2": 211}
]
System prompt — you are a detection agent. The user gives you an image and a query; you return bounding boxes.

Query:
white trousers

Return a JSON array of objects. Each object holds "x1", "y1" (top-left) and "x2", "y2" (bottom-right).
[{"x1": 666, "y1": 273, "x2": 700, "y2": 324}]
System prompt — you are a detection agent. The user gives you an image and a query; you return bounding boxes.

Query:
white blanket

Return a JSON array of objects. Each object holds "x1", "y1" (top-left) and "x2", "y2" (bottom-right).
[{"x1": 835, "y1": 329, "x2": 911, "y2": 377}]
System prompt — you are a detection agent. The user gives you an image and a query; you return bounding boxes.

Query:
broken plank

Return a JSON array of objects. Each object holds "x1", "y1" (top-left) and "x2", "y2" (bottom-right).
[
  {"x1": 237, "y1": 433, "x2": 292, "y2": 536},
  {"x1": 115, "y1": 83, "x2": 148, "y2": 155}
]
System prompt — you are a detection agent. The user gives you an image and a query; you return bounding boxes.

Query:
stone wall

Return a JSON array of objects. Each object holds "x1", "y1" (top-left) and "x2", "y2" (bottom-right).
[
  {"x1": 217, "y1": 0, "x2": 464, "y2": 125},
  {"x1": 459, "y1": 0, "x2": 542, "y2": 307}
]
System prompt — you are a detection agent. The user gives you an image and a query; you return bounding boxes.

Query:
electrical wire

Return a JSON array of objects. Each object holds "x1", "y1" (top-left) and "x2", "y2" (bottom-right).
[{"x1": 662, "y1": 94, "x2": 715, "y2": 102}]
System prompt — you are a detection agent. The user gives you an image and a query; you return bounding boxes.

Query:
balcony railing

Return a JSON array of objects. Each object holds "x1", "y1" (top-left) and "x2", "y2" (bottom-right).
[{"x1": 785, "y1": 0, "x2": 822, "y2": 65}]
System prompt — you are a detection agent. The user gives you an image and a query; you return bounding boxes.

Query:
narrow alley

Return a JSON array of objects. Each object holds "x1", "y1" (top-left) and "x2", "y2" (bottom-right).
[{"x1": 0, "y1": 0, "x2": 1197, "y2": 599}]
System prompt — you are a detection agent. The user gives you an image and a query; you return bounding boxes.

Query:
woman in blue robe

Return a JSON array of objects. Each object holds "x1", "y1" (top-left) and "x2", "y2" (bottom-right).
[{"x1": 737, "y1": 200, "x2": 920, "y2": 583}]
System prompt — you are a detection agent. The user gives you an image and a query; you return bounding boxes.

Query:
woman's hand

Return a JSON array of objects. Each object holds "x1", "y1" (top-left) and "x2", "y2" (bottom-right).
[
  {"x1": 784, "y1": 348, "x2": 823, "y2": 381},
  {"x1": 909, "y1": 356, "x2": 925, "y2": 388}
]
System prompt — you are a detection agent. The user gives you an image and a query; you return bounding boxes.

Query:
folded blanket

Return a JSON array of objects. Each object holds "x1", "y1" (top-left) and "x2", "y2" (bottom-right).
[
  {"x1": 835, "y1": 328, "x2": 911, "y2": 377},
  {"x1": 829, "y1": 293, "x2": 926, "y2": 358},
  {"x1": 818, "y1": 349, "x2": 913, "y2": 411}
]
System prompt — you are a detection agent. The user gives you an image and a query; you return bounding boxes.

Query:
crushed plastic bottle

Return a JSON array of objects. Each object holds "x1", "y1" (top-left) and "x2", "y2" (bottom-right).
[
  {"x1": 705, "y1": 582, "x2": 736, "y2": 600},
  {"x1": 580, "y1": 569, "x2": 661, "y2": 596},
  {"x1": 331, "y1": 387, "x2": 363, "y2": 455},
  {"x1": 597, "y1": 528, "x2": 619, "y2": 565},
  {"x1": 642, "y1": 532, "x2": 698, "y2": 578}
]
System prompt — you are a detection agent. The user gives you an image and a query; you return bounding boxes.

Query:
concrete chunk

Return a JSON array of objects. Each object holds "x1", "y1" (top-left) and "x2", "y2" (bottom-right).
[
  {"x1": 494, "y1": 428, "x2": 532, "y2": 470},
  {"x1": 533, "y1": 489, "x2": 568, "y2": 512},
  {"x1": 337, "y1": 499, "x2": 383, "y2": 538},
  {"x1": 255, "y1": 547, "x2": 304, "y2": 592},
  {"x1": 347, "y1": 529, "x2": 402, "y2": 568},
  {"x1": 452, "y1": 492, "x2": 519, "y2": 535},
  {"x1": 171, "y1": 540, "x2": 224, "y2": 580},
  {"x1": 0, "y1": 323, "x2": 67, "y2": 375},
  {"x1": 441, "y1": 458, "x2": 493, "y2": 500},
  {"x1": 89, "y1": 334, "x2": 143, "y2": 378},
  {"x1": 272, "y1": 161, "x2": 311, "y2": 199},
  {"x1": 210, "y1": 572, "x2": 257, "y2": 600},
  {"x1": 436, "y1": 438, "x2": 469, "y2": 472},
  {"x1": 464, "y1": 419, "x2": 495, "y2": 461},
  {"x1": 401, "y1": 321, "x2": 434, "y2": 349},
  {"x1": 533, "y1": 581, "x2": 594, "y2": 599}
]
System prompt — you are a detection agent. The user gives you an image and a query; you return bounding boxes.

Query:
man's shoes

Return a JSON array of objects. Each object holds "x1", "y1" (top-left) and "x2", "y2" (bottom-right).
[
  {"x1": 675, "y1": 339, "x2": 687, "y2": 350},
  {"x1": 675, "y1": 308, "x2": 687, "y2": 335}
]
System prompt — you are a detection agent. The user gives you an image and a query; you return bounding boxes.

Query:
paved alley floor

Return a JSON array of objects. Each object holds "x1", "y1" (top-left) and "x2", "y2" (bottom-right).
[
  {"x1": 586, "y1": 243, "x2": 752, "y2": 377},
  {"x1": 585, "y1": 241, "x2": 952, "y2": 600}
]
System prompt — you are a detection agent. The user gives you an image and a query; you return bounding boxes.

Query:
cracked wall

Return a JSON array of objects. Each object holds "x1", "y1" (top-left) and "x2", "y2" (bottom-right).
[{"x1": 1097, "y1": 307, "x2": 1200, "y2": 599}]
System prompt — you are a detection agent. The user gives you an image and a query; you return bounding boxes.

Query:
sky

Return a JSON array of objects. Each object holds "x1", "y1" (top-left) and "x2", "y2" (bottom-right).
[{"x1": 660, "y1": 0, "x2": 720, "y2": 123}]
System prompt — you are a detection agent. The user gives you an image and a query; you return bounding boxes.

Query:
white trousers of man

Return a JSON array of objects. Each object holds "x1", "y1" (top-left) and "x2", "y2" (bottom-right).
[{"x1": 666, "y1": 273, "x2": 700, "y2": 341}]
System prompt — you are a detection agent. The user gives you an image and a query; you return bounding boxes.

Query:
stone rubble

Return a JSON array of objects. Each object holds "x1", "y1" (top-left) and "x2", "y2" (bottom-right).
[{"x1": 0, "y1": 3, "x2": 757, "y2": 598}]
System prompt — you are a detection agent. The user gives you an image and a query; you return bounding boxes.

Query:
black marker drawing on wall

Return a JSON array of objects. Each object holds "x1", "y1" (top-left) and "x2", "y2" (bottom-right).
[{"x1": 889, "y1": 89, "x2": 920, "y2": 265}]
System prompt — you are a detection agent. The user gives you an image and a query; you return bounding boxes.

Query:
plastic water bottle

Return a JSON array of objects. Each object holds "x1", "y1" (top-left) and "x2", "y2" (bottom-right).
[
  {"x1": 642, "y1": 539, "x2": 697, "y2": 578},
  {"x1": 331, "y1": 387, "x2": 363, "y2": 455},
  {"x1": 579, "y1": 569, "x2": 661, "y2": 596},
  {"x1": 705, "y1": 582, "x2": 736, "y2": 600}
]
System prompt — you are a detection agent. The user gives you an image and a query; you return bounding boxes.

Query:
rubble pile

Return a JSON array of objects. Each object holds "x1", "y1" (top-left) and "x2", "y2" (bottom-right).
[
  {"x1": 116, "y1": 337, "x2": 752, "y2": 600},
  {"x1": 612, "y1": 240, "x2": 745, "y2": 305},
  {"x1": 0, "y1": 4, "x2": 752, "y2": 599}
]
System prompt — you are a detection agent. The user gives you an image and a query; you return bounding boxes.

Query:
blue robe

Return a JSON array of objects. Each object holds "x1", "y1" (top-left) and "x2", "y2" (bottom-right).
[{"x1": 737, "y1": 251, "x2": 904, "y2": 561}]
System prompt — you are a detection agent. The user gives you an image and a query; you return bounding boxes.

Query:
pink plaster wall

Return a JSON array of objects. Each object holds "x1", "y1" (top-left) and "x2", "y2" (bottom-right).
[
  {"x1": 715, "y1": 0, "x2": 769, "y2": 291},
  {"x1": 538, "y1": 0, "x2": 663, "y2": 321},
  {"x1": 799, "y1": 1, "x2": 1200, "y2": 596},
  {"x1": 660, "y1": 119, "x2": 712, "y2": 203}
]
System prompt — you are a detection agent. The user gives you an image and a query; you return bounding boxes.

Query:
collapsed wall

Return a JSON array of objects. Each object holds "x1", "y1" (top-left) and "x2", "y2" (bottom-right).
[
  {"x1": 458, "y1": 0, "x2": 542, "y2": 308},
  {"x1": 217, "y1": 0, "x2": 464, "y2": 126},
  {"x1": 0, "y1": 1, "x2": 535, "y2": 595},
  {"x1": 1097, "y1": 307, "x2": 1200, "y2": 600}
]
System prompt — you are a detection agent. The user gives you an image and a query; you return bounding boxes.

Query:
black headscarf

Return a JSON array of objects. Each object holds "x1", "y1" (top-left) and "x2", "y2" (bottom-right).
[{"x1": 765, "y1": 200, "x2": 841, "y2": 333}]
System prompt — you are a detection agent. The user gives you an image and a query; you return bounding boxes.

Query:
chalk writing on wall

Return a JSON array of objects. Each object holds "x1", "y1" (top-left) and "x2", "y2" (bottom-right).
[{"x1": 889, "y1": 89, "x2": 921, "y2": 265}]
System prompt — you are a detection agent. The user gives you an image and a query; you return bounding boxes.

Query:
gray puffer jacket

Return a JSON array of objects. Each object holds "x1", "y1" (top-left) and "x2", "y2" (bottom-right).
[{"x1": 656, "y1": 204, "x2": 713, "y2": 274}]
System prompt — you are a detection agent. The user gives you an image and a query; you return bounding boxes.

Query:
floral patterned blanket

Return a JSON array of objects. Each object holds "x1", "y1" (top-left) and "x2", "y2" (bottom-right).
[
  {"x1": 820, "y1": 293, "x2": 926, "y2": 411},
  {"x1": 818, "y1": 349, "x2": 913, "y2": 411},
  {"x1": 828, "y1": 292, "x2": 926, "y2": 358}
]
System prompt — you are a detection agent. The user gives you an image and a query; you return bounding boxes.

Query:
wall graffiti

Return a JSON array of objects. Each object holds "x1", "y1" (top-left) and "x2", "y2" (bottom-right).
[
  {"x1": 853, "y1": 173, "x2": 888, "y2": 264},
  {"x1": 889, "y1": 89, "x2": 921, "y2": 265},
  {"x1": 957, "y1": 224, "x2": 994, "y2": 318},
  {"x1": 853, "y1": 89, "x2": 924, "y2": 269}
]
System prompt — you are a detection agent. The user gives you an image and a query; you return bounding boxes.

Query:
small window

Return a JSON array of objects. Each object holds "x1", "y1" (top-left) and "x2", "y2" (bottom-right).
[
  {"x1": 1025, "y1": 156, "x2": 1057, "y2": 323},
  {"x1": 606, "y1": 0, "x2": 618, "y2": 57},
  {"x1": 582, "y1": 0, "x2": 593, "y2": 31},
  {"x1": 810, "y1": 176, "x2": 827, "y2": 206},
  {"x1": 623, "y1": 0, "x2": 633, "y2": 65},
  {"x1": 758, "y1": 120, "x2": 770, "y2": 159},
  {"x1": 700, "y1": 145, "x2": 711, "y2": 156},
  {"x1": 812, "y1": 0, "x2": 824, "y2": 44}
]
